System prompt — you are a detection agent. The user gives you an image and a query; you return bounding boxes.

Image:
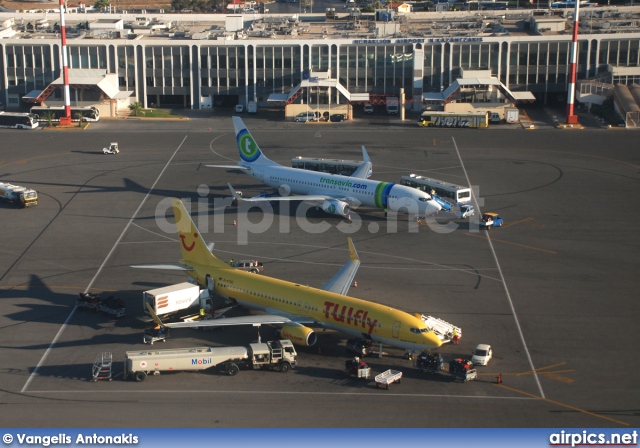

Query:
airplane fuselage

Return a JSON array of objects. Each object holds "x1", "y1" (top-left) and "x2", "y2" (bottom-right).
[
  {"x1": 241, "y1": 163, "x2": 440, "y2": 216},
  {"x1": 186, "y1": 260, "x2": 439, "y2": 352}
]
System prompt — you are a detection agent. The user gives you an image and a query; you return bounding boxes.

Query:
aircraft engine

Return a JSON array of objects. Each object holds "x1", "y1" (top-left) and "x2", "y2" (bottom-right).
[
  {"x1": 322, "y1": 199, "x2": 350, "y2": 217},
  {"x1": 278, "y1": 184, "x2": 291, "y2": 197},
  {"x1": 280, "y1": 324, "x2": 317, "y2": 346}
]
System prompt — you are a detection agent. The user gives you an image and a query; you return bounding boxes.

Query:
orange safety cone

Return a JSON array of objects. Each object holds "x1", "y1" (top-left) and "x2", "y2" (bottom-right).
[{"x1": 496, "y1": 373, "x2": 502, "y2": 384}]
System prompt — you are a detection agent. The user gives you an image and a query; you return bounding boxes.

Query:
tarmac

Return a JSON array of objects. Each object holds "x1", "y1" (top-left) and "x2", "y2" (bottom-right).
[{"x1": 0, "y1": 111, "x2": 638, "y2": 427}]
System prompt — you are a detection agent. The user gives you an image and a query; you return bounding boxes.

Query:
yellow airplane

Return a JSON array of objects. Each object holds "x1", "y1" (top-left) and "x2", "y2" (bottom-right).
[{"x1": 147, "y1": 199, "x2": 442, "y2": 352}]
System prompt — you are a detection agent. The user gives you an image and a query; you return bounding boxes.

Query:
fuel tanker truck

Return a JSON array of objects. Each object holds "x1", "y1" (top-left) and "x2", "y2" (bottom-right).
[{"x1": 125, "y1": 339, "x2": 297, "y2": 382}]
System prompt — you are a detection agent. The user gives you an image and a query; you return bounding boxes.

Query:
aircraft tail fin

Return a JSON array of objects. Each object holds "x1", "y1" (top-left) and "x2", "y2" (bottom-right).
[
  {"x1": 172, "y1": 199, "x2": 230, "y2": 270},
  {"x1": 350, "y1": 146, "x2": 373, "y2": 179},
  {"x1": 232, "y1": 116, "x2": 279, "y2": 167}
]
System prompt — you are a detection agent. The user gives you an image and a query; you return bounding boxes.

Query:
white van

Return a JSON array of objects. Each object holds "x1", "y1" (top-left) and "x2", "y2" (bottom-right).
[{"x1": 364, "y1": 103, "x2": 374, "y2": 114}]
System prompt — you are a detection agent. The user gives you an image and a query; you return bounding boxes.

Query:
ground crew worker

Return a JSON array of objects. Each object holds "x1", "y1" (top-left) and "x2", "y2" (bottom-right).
[
  {"x1": 452, "y1": 328, "x2": 459, "y2": 344},
  {"x1": 229, "y1": 258, "x2": 234, "y2": 266},
  {"x1": 496, "y1": 373, "x2": 503, "y2": 384},
  {"x1": 199, "y1": 307, "x2": 205, "y2": 318}
]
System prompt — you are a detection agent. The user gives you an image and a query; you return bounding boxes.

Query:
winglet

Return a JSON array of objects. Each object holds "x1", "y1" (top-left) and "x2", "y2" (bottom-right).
[
  {"x1": 347, "y1": 237, "x2": 359, "y2": 262},
  {"x1": 228, "y1": 183, "x2": 243, "y2": 203},
  {"x1": 361, "y1": 146, "x2": 371, "y2": 164},
  {"x1": 146, "y1": 302, "x2": 165, "y2": 328}
]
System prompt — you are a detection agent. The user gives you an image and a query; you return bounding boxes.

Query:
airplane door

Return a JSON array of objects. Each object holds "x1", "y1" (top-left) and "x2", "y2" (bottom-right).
[{"x1": 392, "y1": 321, "x2": 401, "y2": 338}]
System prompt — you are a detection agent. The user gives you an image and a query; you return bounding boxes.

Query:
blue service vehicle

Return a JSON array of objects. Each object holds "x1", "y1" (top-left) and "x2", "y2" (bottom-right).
[{"x1": 480, "y1": 212, "x2": 504, "y2": 228}]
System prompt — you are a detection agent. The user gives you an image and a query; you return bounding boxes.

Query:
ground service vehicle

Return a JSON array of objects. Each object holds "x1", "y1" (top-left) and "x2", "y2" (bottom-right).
[
  {"x1": 471, "y1": 344, "x2": 493, "y2": 366},
  {"x1": 143, "y1": 282, "x2": 212, "y2": 317},
  {"x1": 418, "y1": 111, "x2": 489, "y2": 128},
  {"x1": 346, "y1": 338, "x2": 373, "y2": 357},
  {"x1": 480, "y1": 212, "x2": 504, "y2": 228},
  {"x1": 103, "y1": 142, "x2": 119, "y2": 154},
  {"x1": 416, "y1": 352, "x2": 444, "y2": 374},
  {"x1": 364, "y1": 103, "x2": 374, "y2": 114},
  {"x1": 505, "y1": 107, "x2": 520, "y2": 124},
  {"x1": 386, "y1": 97, "x2": 399, "y2": 114},
  {"x1": 449, "y1": 358, "x2": 477, "y2": 382},
  {"x1": 0, "y1": 112, "x2": 39, "y2": 129},
  {"x1": 291, "y1": 157, "x2": 370, "y2": 177},
  {"x1": 456, "y1": 204, "x2": 475, "y2": 219},
  {"x1": 247, "y1": 101, "x2": 258, "y2": 113},
  {"x1": 400, "y1": 174, "x2": 471, "y2": 205},
  {"x1": 235, "y1": 104, "x2": 245, "y2": 113},
  {"x1": 345, "y1": 358, "x2": 370, "y2": 379},
  {"x1": 125, "y1": 339, "x2": 297, "y2": 381},
  {"x1": 375, "y1": 369, "x2": 402, "y2": 389},
  {"x1": 30, "y1": 106, "x2": 100, "y2": 122},
  {"x1": 0, "y1": 182, "x2": 38, "y2": 207},
  {"x1": 230, "y1": 260, "x2": 264, "y2": 274}
]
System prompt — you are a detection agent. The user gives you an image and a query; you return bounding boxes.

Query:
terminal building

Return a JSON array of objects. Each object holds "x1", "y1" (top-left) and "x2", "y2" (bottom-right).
[{"x1": 0, "y1": 6, "x2": 639, "y2": 120}]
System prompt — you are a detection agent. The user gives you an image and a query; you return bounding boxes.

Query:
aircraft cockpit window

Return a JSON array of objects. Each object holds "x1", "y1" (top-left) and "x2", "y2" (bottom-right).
[
  {"x1": 410, "y1": 328, "x2": 419, "y2": 334},
  {"x1": 419, "y1": 197, "x2": 428, "y2": 202}
]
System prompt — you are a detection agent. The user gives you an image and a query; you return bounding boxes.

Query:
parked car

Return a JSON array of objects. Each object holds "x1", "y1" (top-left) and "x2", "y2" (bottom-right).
[
  {"x1": 330, "y1": 113, "x2": 347, "y2": 122},
  {"x1": 456, "y1": 204, "x2": 475, "y2": 219},
  {"x1": 293, "y1": 111, "x2": 318, "y2": 122},
  {"x1": 363, "y1": 103, "x2": 374, "y2": 114},
  {"x1": 235, "y1": 104, "x2": 245, "y2": 113},
  {"x1": 471, "y1": 344, "x2": 492, "y2": 366}
]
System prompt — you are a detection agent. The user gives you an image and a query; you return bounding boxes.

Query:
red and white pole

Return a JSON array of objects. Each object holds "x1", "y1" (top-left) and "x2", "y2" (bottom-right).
[
  {"x1": 565, "y1": 1, "x2": 581, "y2": 125},
  {"x1": 58, "y1": 0, "x2": 72, "y2": 125}
]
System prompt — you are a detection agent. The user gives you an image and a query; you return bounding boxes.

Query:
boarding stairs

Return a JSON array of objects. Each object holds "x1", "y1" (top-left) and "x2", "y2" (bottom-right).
[
  {"x1": 420, "y1": 315, "x2": 461, "y2": 344},
  {"x1": 431, "y1": 195, "x2": 454, "y2": 212},
  {"x1": 92, "y1": 352, "x2": 113, "y2": 382}
]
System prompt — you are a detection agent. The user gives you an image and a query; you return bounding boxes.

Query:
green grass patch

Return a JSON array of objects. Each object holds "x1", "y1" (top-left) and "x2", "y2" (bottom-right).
[{"x1": 137, "y1": 109, "x2": 186, "y2": 119}]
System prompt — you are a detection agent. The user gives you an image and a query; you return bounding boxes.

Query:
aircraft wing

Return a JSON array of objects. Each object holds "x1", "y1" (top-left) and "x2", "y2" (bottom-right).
[
  {"x1": 320, "y1": 238, "x2": 361, "y2": 295},
  {"x1": 206, "y1": 164, "x2": 250, "y2": 170},
  {"x1": 161, "y1": 314, "x2": 297, "y2": 329},
  {"x1": 228, "y1": 183, "x2": 331, "y2": 203},
  {"x1": 132, "y1": 263, "x2": 192, "y2": 270},
  {"x1": 350, "y1": 146, "x2": 373, "y2": 179}
]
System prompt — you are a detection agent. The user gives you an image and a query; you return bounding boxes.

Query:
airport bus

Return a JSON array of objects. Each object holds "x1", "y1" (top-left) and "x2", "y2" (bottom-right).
[
  {"x1": 418, "y1": 111, "x2": 489, "y2": 128},
  {"x1": 550, "y1": 1, "x2": 597, "y2": 8},
  {"x1": 29, "y1": 106, "x2": 100, "y2": 122},
  {"x1": 400, "y1": 174, "x2": 471, "y2": 205},
  {"x1": 291, "y1": 157, "x2": 371, "y2": 177},
  {"x1": 0, "y1": 112, "x2": 39, "y2": 129}
]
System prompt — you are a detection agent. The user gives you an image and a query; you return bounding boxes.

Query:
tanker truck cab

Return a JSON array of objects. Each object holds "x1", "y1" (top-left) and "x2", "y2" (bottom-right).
[{"x1": 246, "y1": 339, "x2": 297, "y2": 372}]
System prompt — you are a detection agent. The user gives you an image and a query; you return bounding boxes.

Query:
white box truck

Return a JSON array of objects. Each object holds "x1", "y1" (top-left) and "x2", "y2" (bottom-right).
[
  {"x1": 143, "y1": 282, "x2": 211, "y2": 317},
  {"x1": 386, "y1": 97, "x2": 399, "y2": 115},
  {"x1": 247, "y1": 101, "x2": 257, "y2": 113},
  {"x1": 125, "y1": 339, "x2": 297, "y2": 381},
  {"x1": 505, "y1": 107, "x2": 520, "y2": 124}
]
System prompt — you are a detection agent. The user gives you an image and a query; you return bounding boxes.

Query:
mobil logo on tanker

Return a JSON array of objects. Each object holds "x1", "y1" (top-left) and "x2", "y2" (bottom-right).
[{"x1": 192, "y1": 358, "x2": 213, "y2": 365}]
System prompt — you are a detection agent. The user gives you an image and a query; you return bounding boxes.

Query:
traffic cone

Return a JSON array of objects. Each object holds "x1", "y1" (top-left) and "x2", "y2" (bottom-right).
[
  {"x1": 496, "y1": 373, "x2": 502, "y2": 384},
  {"x1": 354, "y1": 281, "x2": 358, "y2": 288}
]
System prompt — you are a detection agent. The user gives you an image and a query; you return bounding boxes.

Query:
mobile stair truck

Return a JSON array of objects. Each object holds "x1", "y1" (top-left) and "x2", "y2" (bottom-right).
[
  {"x1": 0, "y1": 182, "x2": 38, "y2": 207},
  {"x1": 125, "y1": 340, "x2": 297, "y2": 382}
]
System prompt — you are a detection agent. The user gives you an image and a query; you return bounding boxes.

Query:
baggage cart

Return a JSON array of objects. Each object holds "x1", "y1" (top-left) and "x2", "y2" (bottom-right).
[
  {"x1": 143, "y1": 327, "x2": 169, "y2": 345},
  {"x1": 76, "y1": 293, "x2": 101, "y2": 311},
  {"x1": 375, "y1": 369, "x2": 402, "y2": 389}
]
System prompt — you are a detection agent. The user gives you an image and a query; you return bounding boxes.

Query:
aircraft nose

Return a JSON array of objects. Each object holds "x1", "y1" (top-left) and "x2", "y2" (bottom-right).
[
  {"x1": 425, "y1": 331, "x2": 442, "y2": 348},
  {"x1": 428, "y1": 200, "x2": 442, "y2": 215}
]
